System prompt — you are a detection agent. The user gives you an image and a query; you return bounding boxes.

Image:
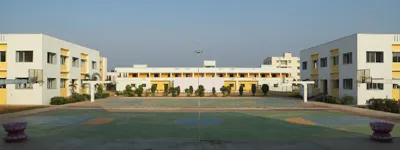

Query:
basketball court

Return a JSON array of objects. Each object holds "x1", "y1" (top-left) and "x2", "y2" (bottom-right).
[{"x1": 0, "y1": 97, "x2": 399, "y2": 150}]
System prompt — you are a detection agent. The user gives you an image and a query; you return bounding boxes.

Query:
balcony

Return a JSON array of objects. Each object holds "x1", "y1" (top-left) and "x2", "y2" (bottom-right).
[{"x1": 60, "y1": 65, "x2": 69, "y2": 72}]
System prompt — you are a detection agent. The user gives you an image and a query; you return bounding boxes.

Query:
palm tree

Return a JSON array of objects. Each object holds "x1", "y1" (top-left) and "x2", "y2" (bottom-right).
[{"x1": 81, "y1": 73, "x2": 102, "y2": 93}]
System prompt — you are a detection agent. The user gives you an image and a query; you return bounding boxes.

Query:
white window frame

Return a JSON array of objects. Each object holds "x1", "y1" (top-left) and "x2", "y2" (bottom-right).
[
  {"x1": 393, "y1": 52, "x2": 400, "y2": 63},
  {"x1": 72, "y1": 57, "x2": 79, "y2": 67},
  {"x1": 92, "y1": 61, "x2": 97, "y2": 69},
  {"x1": 81, "y1": 59, "x2": 87, "y2": 68},
  {"x1": 320, "y1": 57, "x2": 327, "y2": 67},
  {"x1": 343, "y1": 52, "x2": 352, "y2": 64},
  {"x1": 367, "y1": 51, "x2": 384, "y2": 63},
  {"x1": 47, "y1": 52, "x2": 57, "y2": 64},
  {"x1": 47, "y1": 78, "x2": 57, "y2": 89},
  {"x1": 60, "y1": 56, "x2": 67, "y2": 65},
  {"x1": 16, "y1": 51, "x2": 33, "y2": 62},
  {"x1": 313, "y1": 60, "x2": 318, "y2": 69},
  {"x1": 302, "y1": 61, "x2": 307, "y2": 70},
  {"x1": 332, "y1": 55, "x2": 339, "y2": 66},
  {"x1": 60, "y1": 79, "x2": 67, "y2": 88}
]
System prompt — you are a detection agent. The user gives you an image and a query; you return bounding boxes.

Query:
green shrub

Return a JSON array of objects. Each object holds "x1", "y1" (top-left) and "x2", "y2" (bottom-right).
[
  {"x1": 220, "y1": 86, "x2": 227, "y2": 96},
  {"x1": 239, "y1": 86, "x2": 244, "y2": 96},
  {"x1": 115, "y1": 91, "x2": 124, "y2": 96},
  {"x1": 50, "y1": 96, "x2": 68, "y2": 105},
  {"x1": 151, "y1": 84, "x2": 157, "y2": 96},
  {"x1": 176, "y1": 86, "x2": 181, "y2": 96},
  {"x1": 82, "y1": 94, "x2": 91, "y2": 100},
  {"x1": 168, "y1": 87, "x2": 177, "y2": 97},
  {"x1": 95, "y1": 93, "x2": 110, "y2": 99},
  {"x1": 70, "y1": 93, "x2": 86, "y2": 102},
  {"x1": 212, "y1": 87, "x2": 216, "y2": 96},
  {"x1": 96, "y1": 84, "x2": 104, "y2": 94},
  {"x1": 195, "y1": 85, "x2": 205, "y2": 97},
  {"x1": 124, "y1": 85, "x2": 134, "y2": 96},
  {"x1": 366, "y1": 98, "x2": 399, "y2": 113},
  {"x1": 226, "y1": 86, "x2": 231, "y2": 96},
  {"x1": 189, "y1": 86, "x2": 194, "y2": 96},
  {"x1": 261, "y1": 84, "x2": 269, "y2": 96},
  {"x1": 251, "y1": 84, "x2": 256, "y2": 96},
  {"x1": 136, "y1": 85, "x2": 144, "y2": 97},
  {"x1": 325, "y1": 95, "x2": 340, "y2": 104},
  {"x1": 185, "y1": 88, "x2": 190, "y2": 97},
  {"x1": 340, "y1": 95, "x2": 353, "y2": 105},
  {"x1": 164, "y1": 84, "x2": 169, "y2": 96}
]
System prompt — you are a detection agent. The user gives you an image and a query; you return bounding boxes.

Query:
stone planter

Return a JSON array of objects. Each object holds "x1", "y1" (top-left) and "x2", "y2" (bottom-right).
[
  {"x1": 369, "y1": 122, "x2": 394, "y2": 142},
  {"x1": 2, "y1": 121, "x2": 28, "y2": 143}
]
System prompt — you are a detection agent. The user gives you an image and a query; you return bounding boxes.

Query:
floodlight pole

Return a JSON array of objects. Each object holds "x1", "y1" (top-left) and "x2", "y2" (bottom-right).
[{"x1": 194, "y1": 41, "x2": 203, "y2": 141}]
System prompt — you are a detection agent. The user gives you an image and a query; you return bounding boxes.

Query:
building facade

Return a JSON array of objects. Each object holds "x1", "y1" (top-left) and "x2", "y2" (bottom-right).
[
  {"x1": 112, "y1": 60, "x2": 295, "y2": 92},
  {"x1": 263, "y1": 52, "x2": 300, "y2": 80},
  {"x1": 300, "y1": 33, "x2": 400, "y2": 105},
  {"x1": 0, "y1": 34, "x2": 107, "y2": 105}
]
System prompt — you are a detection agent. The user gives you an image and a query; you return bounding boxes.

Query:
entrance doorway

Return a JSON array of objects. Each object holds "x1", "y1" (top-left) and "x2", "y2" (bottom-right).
[{"x1": 322, "y1": 80, "x2": 328, "y2": 95}]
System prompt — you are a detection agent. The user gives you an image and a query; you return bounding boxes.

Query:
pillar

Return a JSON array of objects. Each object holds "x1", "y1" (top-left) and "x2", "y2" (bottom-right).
[
  {"x1": 235, "y1": 80, "x2": 239, "y2": 91},
  {"x1": 303, "y1": 84, "x2": 308, "y2": 103},
  {"x1": 258, "y1": 73, "x2": 261, "y2": 78},
  {"x1": 138, "y1": 73, "x2": 140, "y2": 78},
  {"x1": 170, "y1": 73, "x2": 172, "y2": 78},
  {"x1": 247, "y1": 73, "x2": 250, "y2": 78}
]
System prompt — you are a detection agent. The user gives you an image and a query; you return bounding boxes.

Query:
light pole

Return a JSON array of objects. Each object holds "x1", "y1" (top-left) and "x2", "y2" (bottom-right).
[{"x1": 194, "y1": 41, "x2": 203, "y2": 141}]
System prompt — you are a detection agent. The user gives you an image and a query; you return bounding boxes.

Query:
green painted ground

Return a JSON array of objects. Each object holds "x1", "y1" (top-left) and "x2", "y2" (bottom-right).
[
  {"x1": 3, "y1": 110, "x2": 398, "y2": 141},
  {"x1": 92, "y1": 98, "x2": 301, "y2": 107}
]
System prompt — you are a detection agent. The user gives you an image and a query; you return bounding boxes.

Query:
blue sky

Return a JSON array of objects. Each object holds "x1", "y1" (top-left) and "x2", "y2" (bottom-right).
[{"x1": 1, "y1": 0, "x2": 399, "y2": 70}]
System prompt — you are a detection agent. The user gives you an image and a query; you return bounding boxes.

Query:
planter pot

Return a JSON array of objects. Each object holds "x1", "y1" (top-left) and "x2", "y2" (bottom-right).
[
  {"x1": 369, "y1": 122, "x2": 394, "y2": 142},
  {"x1": 2, "y1": 121, "x2": 28, "y2": 143}
]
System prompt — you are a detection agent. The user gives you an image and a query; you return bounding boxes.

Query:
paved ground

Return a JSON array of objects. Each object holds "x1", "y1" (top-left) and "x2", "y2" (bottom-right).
[
  {"x1": 0, "y1": 97, "x2": 399, "y2": 150},
  {"x1": 0, "y1": 105, "x2": 48, "y2": 114}
]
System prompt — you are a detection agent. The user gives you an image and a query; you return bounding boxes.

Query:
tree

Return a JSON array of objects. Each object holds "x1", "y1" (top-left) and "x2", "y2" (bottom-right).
[
  {"x1": 96, "y1": 84, "x2": 104, "y2": 94},
  {"x1": 261, "y1": 84, "x2": 269, "y2": 96},
  {"x1": 239, "y1": 85, "x2": 244, "y2": 96},
  {"x1": 164, "y1": 84, "x2": 169, "y2": 96},
  {"x1": 226, "y1": 86, "x2": 232, "y2": 96},
  {"x1": 124, "y1": 85, "x2": 134, "y2": 97},
  {"x1": 136, "y1": 85, "x2": 144, "y2": 97},
  {"x1": 168, "y1": 87, "x2": 177, "y2": 97},
  {"x1": 212, "y1": 87, "x2": 216, "y2": 96},
  {"x1": 195, "y1": 85, "x2": 205, "y2": 97},
  {"x1": 185, "y1": 88, "x2": 190, "y2": 96},
  {"x1": 151, "y1": 84, "x2": 157, "y2": 96},
  {"x1": 176, "y1": 86, "x2": 181, "y2": 96},
  {"x1": 251, "y1": 84, "x2": 256, "y2": 96},
  {"x1": 189, "y1": 86, "x2": 194, "y2": 96},
  {"x1": 220, "y1": 86, "x2": 226, "y2": 96}
]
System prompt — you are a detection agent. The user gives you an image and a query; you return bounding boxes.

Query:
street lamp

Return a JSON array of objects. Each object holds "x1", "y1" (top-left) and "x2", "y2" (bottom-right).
[{"x1": 194, "y1": 41, "x2": 203, "y2": 141}]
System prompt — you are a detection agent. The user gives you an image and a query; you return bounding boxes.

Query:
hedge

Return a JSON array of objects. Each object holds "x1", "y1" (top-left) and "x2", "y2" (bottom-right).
[{"x1": 366, "y1": 98, "x2": 399, "y2": 113}]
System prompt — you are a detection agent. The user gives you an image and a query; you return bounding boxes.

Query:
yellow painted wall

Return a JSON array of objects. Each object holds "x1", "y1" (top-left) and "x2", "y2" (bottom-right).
[
  {"x1": 80, "y1": 53, "x2": 88, "y2": 59},
  {"x1": 250, "y1": 73, "x2": 258, "y2": 78},
  {"x1": 60, "y1": 72, "x2": 69, "y2": 78},
  {"x1": 0, "y1": 89, "x2": 6, "y2": 104},
  {"x1": 273, "y1": 73, "x2": 280, "y2": 78},
  {"x1": 0, "y1": 44, "x2": 7, "y2": 50},
  {"x1": 0, "y1": 62, "x2": 6, "y2": 70},
  {"x1": 238, "y1": 81, "x2": 258, "y2": 91},
  {"x1": 224, "y1": 81, "x2": 236, "y2": 91},
  {"x1": 206, "y1": 73, "x2": 214, "y2": 78},
  {"x1": 161, "y1": 73, "x2": 169, "y2": 78},
  {"x1": 217, "y1": 73, "x2": 226, "y2": 78},
  {"x1": 60, "y1": 88, "x2": 68, "y2": 97},
  {"x1": 139, "y1": 73, "x2": 148, "y2": 78},
  {"x1": 150, "y1": 81, "x2": 170, "y2": 91},
  {"x1": 392, "y1": 63, "x2": 400, "y2": 70},
  {"x1": 330, "y1": 80, "x2": 339, "y2": 98},
  {"x1": 311, "y1": 54, "x2": 319, "y2": 74},
  {"x1": 80, "y1": 67, "x2": 87, "y2": 73},
  {"x1": 393, "y1": 72, "x2": 400, "y2": 78},
  {"x1": 80, "y1": 74, "x2": 86, "y2": 79},
  {"x1": 330, "y1": 49, "x2": 339, "y2": 73},
  {"x1": 393, "y1": 44, "x2": 400, "y2": 51},
  {"x1": 61, "y1": 65, "x2": 69, "y2": 72},
  {"x1": 392, "y1": 89, "x2": 400, "y2": 100},
  {"x1": 0, "y1": 71, "x2": 6, "y2": 77},
  {"x1": 331, "y1": 65, "x2": 339, "y2": 73},
  {"x1": 171, "y1": 73, "x2": 181, "y2": 78},
  {"x1": 61, "y1": 48, "x2": 69, "y2": 56},
  {"x1": 330, "y1": 73, "x2": 339, "y2": 79},
  {"x1": 330, "y1": 49, "x2": 339, "y2": 55},
  {"x1": 194, "y1": 73, "x2": 205, "y2": 78}
]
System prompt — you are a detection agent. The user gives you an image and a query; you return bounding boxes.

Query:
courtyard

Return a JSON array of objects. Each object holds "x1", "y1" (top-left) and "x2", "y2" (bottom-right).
[{"x1": 0, "y1": 97, "x2": 399, "y2": 150}]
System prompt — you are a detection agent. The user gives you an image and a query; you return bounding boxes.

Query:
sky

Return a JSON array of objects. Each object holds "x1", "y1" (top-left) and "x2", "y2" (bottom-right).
[{"x1": 1, "y1": 0, "x2": 400, "y2": 70}]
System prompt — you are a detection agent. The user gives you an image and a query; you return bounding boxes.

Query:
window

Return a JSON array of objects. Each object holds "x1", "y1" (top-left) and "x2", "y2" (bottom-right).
[
  {"x1": 240, "y1": 84, "x2": 245, "y2": 87},
  {"x1": 332, "y1": 56, "x2": 339, "y2": 66},
  {"x1": 142, "y1": 84, "x2": 146, "y2": 87},
  {"x1": 393, "y1": 84, "x2": 400, "y2": 89},
  {"x1": 302, "y1": 61, "x2": 307, "y2": 70},
  {"x1": 313, "y1": 60, "x2": 318, "y2": 68},
  {"x1": 229, "y1": 74, "x2": 234, "y2": 78},
  {"x1": 343, "y1": 79, "x2": 353, "y2": 90},
  {"x1": 15, "y1": 78, "x2": 32, "y2": 89},
  {"x1": 320, "y1": 57, "x2": 327, "y2": 67},
  {"x1": 229, "y1": 84, "x2": 234, "y2": 87},
  {"x1": 175, "y1": 74, "x2": 179, "y2": 77},
  {"x1": 0, "y1": 78, "x2": 6, "y2": 88},
  {"x1": 314, "y1": 80, "x2": 318, "y2": 88},
  {"x1": 219, "y1": 74, "x2": 223, "y2": 77},
  {"x1": 393, "y1": 52, "x2": 400, "y2": 62},
  {"x1": 261, "y1": 74, "x2": 266, "y2": 77},
  {"x1": 168, "y1": 74, "x2": 171, "y2": 78},
  {"x1": 332, "y1": 80, "x2": 339, "y2": 88},
  {"x1": 16, "y1": 51, "x2": 33, "y2": 62},
  {"x1": 254, "y1": 74, "x2": 257, "y2": 77},
  {"x1": 60, "y1": 56, "x2": 67, "y2": 65},
  {"x1": 81, "y1": 59, "x2": 86, "y2": 68},
  {"x1": 60, "y1": 79, "x2": 67, "y2": 88},
  {"x1": 367, "y1": 83, "x2": 384, "y2": 90},
  {"x1": 240, "y1": 74, "x2": 245, "y2": 78},
  {"x1": 47, "y1": 78, "x2": 56, "y2": 89},
  {"x1": 186, "y1": 74, "x2": 190, "y2": 77},
  {"x1": 274, "y1": 84, "x2": 278, "y2": 87},
  {"x1": 0, "y1": 51, "x2": 6, "y2": 62},
  {"x1": 367, "y1": 52, "x2": 384, "y2": 63},
  {"x1": 72, "y1": 57, "x2": 79, "y2": 67},
  {"x1": 212, "y1": 74, "x2": 215, "y2": 77},
  {"x1": 272, "y1": 74, "x2": 277, "y2": 77},
  {"x1": 154, "y1": 73, "x2": 159, "y2": 78},
  {"x1": 131, "y1": 84, "x2": 136, "y2": 87},
  {"x1": 92, "y1": 61, "x2": 97, "y2": 69},
  {"x1": 47, "y1": 52, "x2": 56, "y2": 64},
  {"x1": 343, "y1": 52, "x2": 352, "y2": 64}
]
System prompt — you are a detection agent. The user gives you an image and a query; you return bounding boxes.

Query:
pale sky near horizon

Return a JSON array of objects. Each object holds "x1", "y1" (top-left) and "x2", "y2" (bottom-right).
[{"x1": 1, "y1": 0, "x2": 400, "y2": 70}]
